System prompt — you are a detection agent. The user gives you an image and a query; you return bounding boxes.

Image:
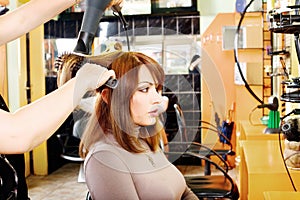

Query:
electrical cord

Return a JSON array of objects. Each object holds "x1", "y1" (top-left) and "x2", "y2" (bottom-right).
[
  {"x1": 277, "y1": 109, "x2": 300, "y2": 192},
  {"x1": 112, "y1": 5, "x2": 130, "y2": 52},
  {"x1": 277, "y1": 127, "x2": 297, "y2": 191},
  {"x1": 248, "y1": 106, "x2": 264, "y2": 126},
  {"x1": 234, "y1": 0, "x2": 263, "y2": 104}
]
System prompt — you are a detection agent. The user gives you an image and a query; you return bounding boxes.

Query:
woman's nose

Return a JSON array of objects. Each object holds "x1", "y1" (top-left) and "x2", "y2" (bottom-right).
[{"x1": 151, "y1": 90, "x2": 162, "y2": 104}]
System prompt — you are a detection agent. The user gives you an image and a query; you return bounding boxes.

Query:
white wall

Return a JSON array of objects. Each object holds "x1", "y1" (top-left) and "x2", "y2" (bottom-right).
[
  {"x1": 198, "y1": 0, "x2": 236, "y2": 34},
  {"x1": 198, "y1": 0, "x2": 236, "y2": 15}
]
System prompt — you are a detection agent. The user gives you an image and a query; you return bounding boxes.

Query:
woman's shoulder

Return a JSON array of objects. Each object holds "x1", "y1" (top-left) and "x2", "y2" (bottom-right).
[
  {"x1": 87, "y1": 138, "x2": 124, "y2": 161},
  {"x1": 90, "y1": 140, "x2": 118, "y2": 153},
  {"x1": 88, "y1": 134, "x2": 121, "y2": 154},
  {"x1": 85, "y1": 140, "x2": 131, "y2": 173}
]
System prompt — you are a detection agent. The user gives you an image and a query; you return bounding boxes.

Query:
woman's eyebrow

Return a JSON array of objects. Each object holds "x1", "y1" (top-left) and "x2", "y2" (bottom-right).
[{"x1": 137, "y1": 81, "x2": 154, "y2": 86}]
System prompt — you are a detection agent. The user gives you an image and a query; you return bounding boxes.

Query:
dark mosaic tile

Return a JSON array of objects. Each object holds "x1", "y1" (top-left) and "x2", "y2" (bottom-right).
[
  {"x1": 183, "y1": 111, "x2": 194, "y2": 124},
  {"x1": 75, "y1": 18, "x2": 83, "y2": 33},
  {"x1": 191, "y1": 127, "x2": 201, "y2": 142},
  {"x1": 179, "y1": 74, "x2": 193, "y2": 92},
  {"x1": 194, "y1": 93, "x2": 201, "y2": 110},
  {"x1": 178, "y1": 93, "x2": 195, "y2": 110},
  {"x1": 55, "y1": 20, "x2": 64, "y2": 38},
  {"x1": 193, "y1": 73, "x2": 201, "y2": 92},
  {"x1": 164, "y1": 75, "x2": 179, "y2": 92},
  {"x1": 149, "y1": 16, "x2": 162, "y2": 27},
  {"x1": 178, "y1": 17, "x2": 192, "y2": 34},
  {"x1": 192, "y1": 17, "x2": 200, "y2": 35},
  {"x1": 106, "y1": 21, "x2": 119, "y2": 37},
  {"x1": 63, "y1": 20, "x2": 77, "y2": 38},
  {"x1": 125, "y1": 19, "x2": 133, "y2": 32},
  {"x1": 149, "y1": 16, "x2": 163, "y2": 35},
  {"x1": 75, "y1": 20, "x2": 82, "y2": 35},
  {"x1": 149, "y1": 27, "x2": 163, "y2": 35},
  {"x1": 134, "y1": 17, "x2": 148, "y2": 35},
  {"x1": 119, "y1": 20, "x2": 133, "y2": 37},
  {"x1": 186, "y1": 127, "x2": 200, "y2": 141},
  {"x1": 163, "y1": 16, "x2": 177, "y2": 35},
  {"x1": 44, "y1": 21, "x2": 52, "y2": 38}
]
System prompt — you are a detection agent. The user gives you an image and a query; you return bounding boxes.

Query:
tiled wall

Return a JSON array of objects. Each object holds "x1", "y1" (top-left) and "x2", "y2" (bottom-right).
[
  {"x1": 44, "y1": 12, "x2": 200, "y2": 38},
  {"x1": 163, "y1": 73, "x2": 201, "y2": 143}
]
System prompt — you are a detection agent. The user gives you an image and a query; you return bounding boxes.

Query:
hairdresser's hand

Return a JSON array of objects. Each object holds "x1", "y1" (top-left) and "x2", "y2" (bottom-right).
[
  {"x1": 74, "y1": 63, "x2": 115, "y2": 105},
  {"x1": 76, "y1": 63, "x2": 115, "y2": 90}
]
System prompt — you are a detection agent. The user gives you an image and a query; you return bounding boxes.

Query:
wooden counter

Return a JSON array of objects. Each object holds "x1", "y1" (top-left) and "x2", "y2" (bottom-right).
[
  {"x1": 263, "y1": 191, "x2": 300, "y2": 200},
  {"x1": 238, "y1": 120, "x2": 279, "y2": 140},
  {"x1": 236, "y1": 120, "x2": 281, "y2": 158},
  {"x1": 239, "y1": 140, "x2": 300, "y2": 200}
]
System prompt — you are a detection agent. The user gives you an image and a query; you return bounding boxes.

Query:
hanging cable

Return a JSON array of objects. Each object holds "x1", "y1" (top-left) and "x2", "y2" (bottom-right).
[
  {"x1": 277, "y1": 125, "x2": 297, "y2": 192},
  {"x1": 112, "y1": 5, "x2": 130, "y2": 52},
  {"x1": 234, "y1": 0, "x2": 263, "y2": 104}
]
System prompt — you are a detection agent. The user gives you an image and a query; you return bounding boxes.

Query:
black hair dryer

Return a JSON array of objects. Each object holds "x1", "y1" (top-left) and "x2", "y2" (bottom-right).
[{"x1": 74, "y1": 0, "x2": 112, "y2": 55}]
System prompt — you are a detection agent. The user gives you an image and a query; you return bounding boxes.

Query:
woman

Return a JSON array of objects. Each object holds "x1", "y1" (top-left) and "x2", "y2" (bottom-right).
[{"x1": 79, "y1": 52, "x2": 198, "y2": 199}]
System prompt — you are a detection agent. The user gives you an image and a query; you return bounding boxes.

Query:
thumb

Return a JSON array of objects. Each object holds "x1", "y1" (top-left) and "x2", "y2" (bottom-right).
[{"x1": 96, "y1": 70, "x2": 116, "y2": 88}]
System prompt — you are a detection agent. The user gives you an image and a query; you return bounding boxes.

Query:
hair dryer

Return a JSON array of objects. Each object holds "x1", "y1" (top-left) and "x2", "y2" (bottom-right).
[
  {"x1": 74, "y1": 0, "x2": 112, "y2": 55},
  {"x1": 0, "y1": 6, "x2": 8, "y2": 15},
  {"x1": 257, "y1": 96, "x2": 279, "y2": 111}
]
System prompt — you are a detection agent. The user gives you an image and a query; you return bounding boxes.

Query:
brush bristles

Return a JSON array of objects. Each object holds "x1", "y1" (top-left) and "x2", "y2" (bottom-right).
[{"x1": 55, "y1": 52, "x2": 87, "y2": 78}]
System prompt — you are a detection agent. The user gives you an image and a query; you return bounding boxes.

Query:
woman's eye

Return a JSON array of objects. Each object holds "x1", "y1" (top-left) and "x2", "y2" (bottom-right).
[{"x1": 140, "y1": 87, "x2": 149, "y2": 93}]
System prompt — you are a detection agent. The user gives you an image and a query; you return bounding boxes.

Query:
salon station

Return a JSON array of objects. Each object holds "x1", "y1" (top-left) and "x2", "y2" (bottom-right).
[{"x1": 2, "y1": 0, "x2": 300, "y2": 199}]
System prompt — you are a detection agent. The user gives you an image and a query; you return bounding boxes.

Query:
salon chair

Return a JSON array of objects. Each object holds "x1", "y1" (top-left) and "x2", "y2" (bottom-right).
[
  {"x1": 192, "y1": 121, "x2": 235, "y2": 175},
  {"x1": 56, "y1": 113, "x2": 85, "y2": 182},
  {"x1": 164, "y1": 104, "x2": 195, "y2": 163},
  {"x1": 182, "y1": 147, "x2": 239, "y2": 200},
  {"x1": 56, "y1": 131, "x2": 83, "y2": 162},
  {"x1": 165, "y1": 104, "x2": 235, "y2": 175}
]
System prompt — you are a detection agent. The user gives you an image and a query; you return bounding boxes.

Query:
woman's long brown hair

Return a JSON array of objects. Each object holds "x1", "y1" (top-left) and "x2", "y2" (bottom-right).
[{"x1": 79, "y1": 52, "x2": 165, "y2": 158}]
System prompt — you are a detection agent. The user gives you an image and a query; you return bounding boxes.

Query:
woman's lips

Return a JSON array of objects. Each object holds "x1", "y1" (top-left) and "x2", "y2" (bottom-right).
[
  {"x1": 149, "y1": 102, "x2": 166, "y2": 117},
  {"x1": 149, "y1": 109, "x2": 159, "y2": 117}
]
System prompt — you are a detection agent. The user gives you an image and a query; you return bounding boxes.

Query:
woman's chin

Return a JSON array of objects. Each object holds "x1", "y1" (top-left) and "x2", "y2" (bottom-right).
[{"x1": 136, "y1": 117, "x2": 156, "y2": 126}]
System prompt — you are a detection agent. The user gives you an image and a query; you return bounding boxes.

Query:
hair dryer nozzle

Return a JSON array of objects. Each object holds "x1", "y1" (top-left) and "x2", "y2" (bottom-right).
[
  {"x1": 257, "y1": 96, "x2": 279, "y2": 111},
  {"x1": 0, "y1": 6, "x2": 9, "y2": 15},
  {"x1": 74, "y1": 32, "x2": 95, "y2": 55},
  {"x1": 73, "y1": 0, "x2": 112, "y2": 55}
]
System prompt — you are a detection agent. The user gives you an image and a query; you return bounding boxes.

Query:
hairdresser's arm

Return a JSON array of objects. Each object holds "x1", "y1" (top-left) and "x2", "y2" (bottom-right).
[
  {"x1": 0, "y1": 0, "x2": 77, "y2": 45},
  {"x1": 0, "y1": 0, "x2": 124, "y2": 46},
  {"x1": 0, "y1": 79, "x2": 76, "y2": 154},
  {"x1": 0, "y1": 63, "x2": 115, "y2": 154}
]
